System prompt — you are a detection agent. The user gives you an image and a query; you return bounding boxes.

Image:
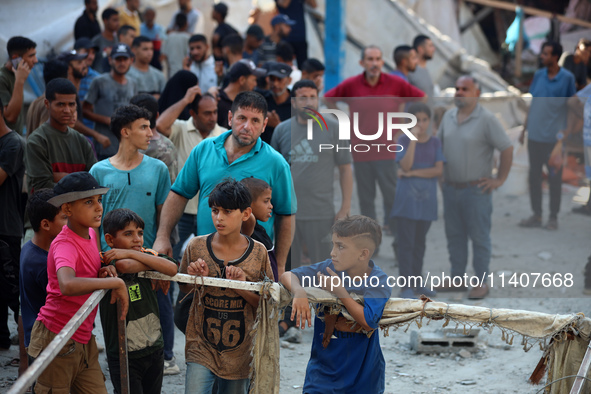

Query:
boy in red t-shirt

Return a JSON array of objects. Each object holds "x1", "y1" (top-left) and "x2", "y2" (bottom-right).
[{"x1": 27, "y1": 172, "x2": 129, "y2": 393}]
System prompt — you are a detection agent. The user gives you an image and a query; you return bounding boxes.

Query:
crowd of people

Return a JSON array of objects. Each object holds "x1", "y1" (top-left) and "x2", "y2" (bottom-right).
[{"x1": 0, "y1": 0, "x2": 590, "y2": 393}]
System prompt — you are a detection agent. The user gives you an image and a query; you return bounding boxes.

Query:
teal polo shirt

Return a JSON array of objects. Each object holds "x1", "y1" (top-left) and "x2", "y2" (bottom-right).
[
  {"x1": 171, "y1": 131, "x2": 296, "y2": 239},
  {"x1": 527, "y1": 67, "x2": 576, "y2": 143}
]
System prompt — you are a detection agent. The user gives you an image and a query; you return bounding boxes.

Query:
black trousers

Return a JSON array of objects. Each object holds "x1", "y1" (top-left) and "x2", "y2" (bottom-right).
[
  {"x1": 0, "y1": 235, "x2": 21, "y2": 348},
  {"x1": 107, "y1": 348, "x2": 164, "y2": 394},
  {"x1": 527, "y1": 139, "x2": 562, "y2": 218}
]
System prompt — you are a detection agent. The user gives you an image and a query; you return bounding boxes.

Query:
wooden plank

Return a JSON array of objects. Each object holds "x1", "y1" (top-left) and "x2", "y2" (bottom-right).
[
  {"x1": 464, "y1": 0, "x2": 591, "y2": 29},
  {"x1": 570, "y1": 341, "x2": 591, "y2": 393},
  {"x1": 118, "y1": 299, "x2": 130, "y2": 394},
  {"x1": 7, "y1": 290, "x2": 107, "y2": 394},
  {"x1": 460, "y1": 6, "x2": 494, "y2": 34},
  {"x1": 138, "y1": 271, "x2": 282, "y2": 302}
]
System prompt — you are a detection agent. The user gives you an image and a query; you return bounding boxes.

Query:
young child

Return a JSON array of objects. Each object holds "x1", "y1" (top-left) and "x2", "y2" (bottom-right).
[
  {"x1": 179, "y1": 179, "x2": 274, "y2": 394},
  {"x1": 240, "y1": 177, "x2": 278, "y2": 280},
  {"x1": 280, "y1": 215, "x2": 391, "y2": 394},
  {"x1": 19, "y1": 189, "x2": 68, "y2": 351},
  {"x1": 27, "y1": 172, "x2": 128, "y2": 393},
  {"x1": 391, "y1": 102, "x2": 444, "y2": 299},
  {"x1": 99, "y1": 208, "x2": 178, "y2": 394},
  {"x1": 89, "y1": 104, "x2": 178, "y2": 375}
]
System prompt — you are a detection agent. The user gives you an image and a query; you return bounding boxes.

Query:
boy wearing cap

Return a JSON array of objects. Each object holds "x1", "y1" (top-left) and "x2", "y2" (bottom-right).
[
  {"x1": 217, "y1": 59, "x2": 266, "y2": 129},
  {"x1": 27, "y1": 172, "x2": 129, "y2": 394},
  {"x1": 83, "y1": 43, "x2": 138, "y2": 160},
  {"x1": 260, "y1": 61, "x2": 292, "y2": 144},
  {"x1": 258, "y1": 14, "x2": 296, "y2": 64}
]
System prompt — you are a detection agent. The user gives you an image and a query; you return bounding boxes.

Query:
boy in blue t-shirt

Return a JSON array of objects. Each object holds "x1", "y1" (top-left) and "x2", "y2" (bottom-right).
[
  {"x1": 280, "y1": 215, "x2": 391, "y2": 394},
  {"x1": 19, "y1": 189, "x2": 68, "y2": 368}
]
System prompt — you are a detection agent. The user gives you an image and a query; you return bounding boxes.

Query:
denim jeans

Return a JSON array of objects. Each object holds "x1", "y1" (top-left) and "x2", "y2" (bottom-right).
[
  {"x1": 156, "y1": 289, "x2": 174, "y2": 360},
  {"x1": 107, "y1": 348, "x2": 164, "y2": 394},
  {"x1": 173, "y1": 213, "x2": 197, "y2": 262},
  {"x1": 185, "y1": 363, "x2": 249, "y2": 394},
  {"x1": 442, "y1": 183, "x2": 492, "y2": 280}
]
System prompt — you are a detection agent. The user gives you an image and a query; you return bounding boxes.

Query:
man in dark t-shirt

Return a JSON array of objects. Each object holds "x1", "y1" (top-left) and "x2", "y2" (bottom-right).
[{"x1": 211, "y1": 3, "x2": 238, "y2": 60}]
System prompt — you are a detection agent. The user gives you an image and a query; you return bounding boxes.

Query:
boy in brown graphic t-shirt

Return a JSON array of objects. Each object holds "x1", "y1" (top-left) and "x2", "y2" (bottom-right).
[{"x1": 179, "y1": 179, "x2": 274, "y2": 393}]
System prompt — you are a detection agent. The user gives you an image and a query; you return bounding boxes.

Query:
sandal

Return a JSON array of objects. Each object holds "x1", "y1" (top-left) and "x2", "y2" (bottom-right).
[
  {"x1": 544, "y1": 218, "x2": 558, "y2": 231},
  {"x1": 519, "y1": 215, "x2": 542, "y2": 228},
  {"x1": 9, "y1": 357, "x2": 19, "y2": 367}
]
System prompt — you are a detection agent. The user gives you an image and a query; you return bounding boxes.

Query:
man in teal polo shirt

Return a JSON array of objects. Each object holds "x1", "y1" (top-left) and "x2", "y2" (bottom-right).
[
  {"x1": 519, "y1": 41, "x2": 576, "y2": 231},
  {"x1": 153, "y1": 90, "x2": 295, "y2": 276}
]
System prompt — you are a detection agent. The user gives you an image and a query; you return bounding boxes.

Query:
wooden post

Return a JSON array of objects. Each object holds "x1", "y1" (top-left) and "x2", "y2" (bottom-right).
[{"x1": 118, "y1": 299, "x2": 130, "y2": 394}]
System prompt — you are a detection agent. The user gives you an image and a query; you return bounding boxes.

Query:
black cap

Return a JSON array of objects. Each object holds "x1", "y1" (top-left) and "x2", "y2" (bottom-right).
[
  {"x1": 246, "y1": 24, "x2": 264, "y2": 41},
  {"x1": 267, "y1": 62, "x2": 292, "y2": 78},
  {"x1": 48, "y1": 172, "x2": 109, "y2": 207},
  {"x1": 74, "y1": 37, "x2": 100, "y2": 52},
  {"x1": 228, "y1": 59, "x2": 267, "y2": 80},
  {"x1": 110, "y1": 43, "x2": 133, "y2": 59},
  {"x1": 57, "y1": 50, "x2": 88, "y2": 63}
]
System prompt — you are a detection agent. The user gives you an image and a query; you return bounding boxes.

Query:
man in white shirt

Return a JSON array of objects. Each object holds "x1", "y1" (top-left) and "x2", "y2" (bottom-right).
[{"x1": 184, "y1": 34, "x2": 217, "y2": 93}]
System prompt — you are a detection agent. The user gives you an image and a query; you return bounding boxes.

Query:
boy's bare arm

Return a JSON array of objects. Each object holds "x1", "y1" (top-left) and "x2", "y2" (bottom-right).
[
  {"x1": 280, "y1": 272, "x2": 312, "y2": 329},
  {"x1": 56, "y1": 267, "x2": 129, "y2": 319},
  {"x1": 226, "y1": 266, "x2": 259, "y2": 308},
  {"x1": 103, "y1": 249, "x2": 178, "y2": 277}
]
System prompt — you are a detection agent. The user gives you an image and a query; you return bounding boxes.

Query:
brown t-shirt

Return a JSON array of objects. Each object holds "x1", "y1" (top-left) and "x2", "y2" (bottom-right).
[{"x1": 183, "y1": 234, "x2": 274, "y2": 379}]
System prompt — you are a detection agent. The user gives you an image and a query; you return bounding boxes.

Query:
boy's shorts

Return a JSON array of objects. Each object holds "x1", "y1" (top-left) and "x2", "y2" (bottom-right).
[{"x1": 27, "y1": 320, "x2": 107, "y2": 394}]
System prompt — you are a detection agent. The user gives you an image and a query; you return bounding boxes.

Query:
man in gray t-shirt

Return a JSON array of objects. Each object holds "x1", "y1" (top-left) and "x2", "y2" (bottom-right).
[
  {"x1": 408, "y1": 35, "x2": 435, "y2": 98},
  {"x1": 436, "y1": 76, "x2": 513, "y2": 299},
  {"x1": 271, "y1": 79, "x2": 353, "y2": 268},
  {"x1": 127, "y1": 36, "x2": 166, "y2": 97},
  {"x1": 83, "y1": 43, "x2": 138, "y2": 160}
]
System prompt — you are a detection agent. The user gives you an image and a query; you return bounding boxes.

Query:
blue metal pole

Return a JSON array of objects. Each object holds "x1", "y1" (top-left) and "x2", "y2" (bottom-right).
[{"x1": 324, "y1": 0, "x2": 345, "y2": 91}]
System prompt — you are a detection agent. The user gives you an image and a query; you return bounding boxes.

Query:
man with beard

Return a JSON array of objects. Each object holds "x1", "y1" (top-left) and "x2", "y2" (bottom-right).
[
  {"x1": 83, "y1": 44, "x2": 138, "y2": 159},
  {"x1": 74, "y1": 0, "x2": 101, "y2": 40},
  {"x1": 156, "y1": 90, "x2": 226, "y2": 262},
  {"x1": 258, "y1": 14, "x2": 295, "y2": 64},
  {"x1": 271, "y1": 79, "x2": 352, "y2": 268},
  {"x1": 152, "y1": 90, "x2": 295, "y2": 279},
  {"x1": 185, "y1": 34, "x2": 217, "y2": 94},
  {"x1": 324, "y1": 46, "x2": 425, "y2": 255},
  {"x1": 75, "y1": 37, "x2": 101, "y2": 130},
  {"x1": 216, "y1": 59, "x2": 266, "y2": 129},
  {"x1": 392, "y1": 45, "x2": 418, "y2": 82},
  {"x1": 168, "y1": 0, "x2": 201, "y2": 34},
  {"x1": 55, "y1": 50, "x2": 111, "y2": 149},
  {"x1": 128, "y1": 36, "x2": 166, "y2": 98},
  {"x1": 261, "y1": 62, "x2": 292, "y2": 144},
  {"x1": 436, "y1": 76, "x2": 513, "y2": 299},
  {"x1": 408, "y1": 35, "x2": 436, "y2": 99}
]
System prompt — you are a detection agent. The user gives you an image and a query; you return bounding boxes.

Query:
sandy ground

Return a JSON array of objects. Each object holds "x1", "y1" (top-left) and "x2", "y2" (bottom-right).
[{"x1": 1, "y1": 183, "x2": 590, "y2": 393}]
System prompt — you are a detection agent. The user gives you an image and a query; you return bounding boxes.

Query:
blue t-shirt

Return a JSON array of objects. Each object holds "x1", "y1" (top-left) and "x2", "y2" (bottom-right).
[
  {"x1": 391, "y1": 70, "x2": 408, "y2": 82},
  {"x1": 171, "y1": 131, "x2": 296, "y2": 239},
  {"x1": 527, "y1": 67, "x2": 576, "y2": 143},
  {"x1": 291, "y1": 259, "x2": 391, "y2": 394},
  {"x1": 90, "y1": 155, "x2": 171, "y2": 250},
  {"x1": 391, "y1": 135, "x2": 445, "y2": 221},
  {"x1": 19, "y1": 241, "x2": 49, "y2": 347}
]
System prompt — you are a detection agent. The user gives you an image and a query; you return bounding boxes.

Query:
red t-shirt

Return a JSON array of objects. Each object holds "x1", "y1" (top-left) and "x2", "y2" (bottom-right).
[
  {"x1": 324, "y1": 72, "x2": 425, "y2": 161},
  {"x1": 37, "y1": 225, "x2": 101, "y2": 344}
]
